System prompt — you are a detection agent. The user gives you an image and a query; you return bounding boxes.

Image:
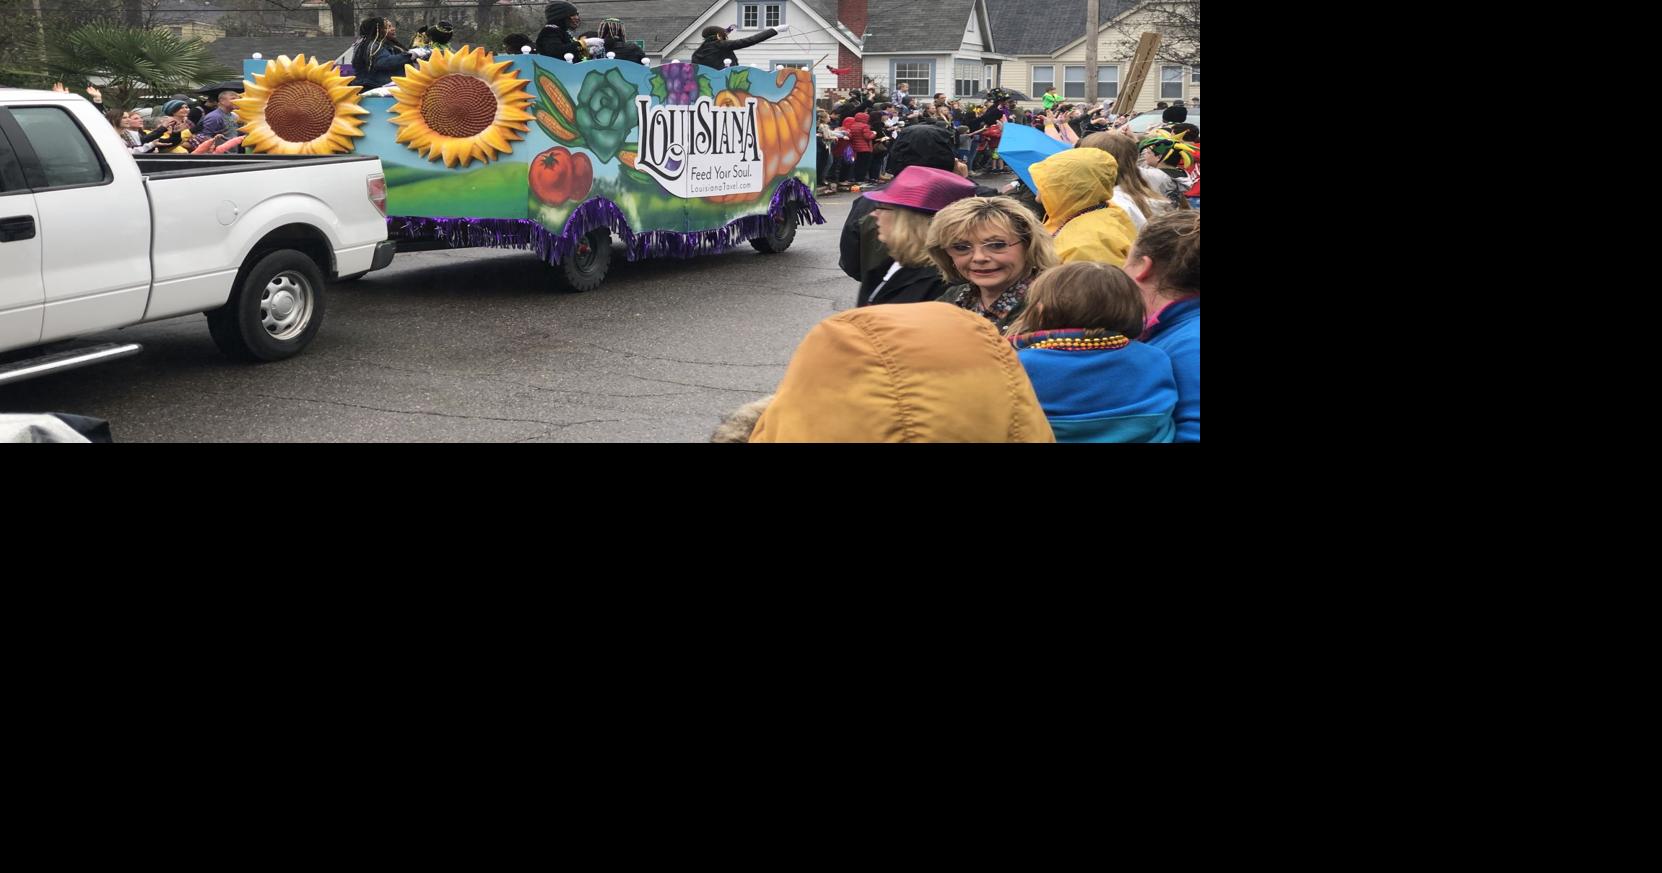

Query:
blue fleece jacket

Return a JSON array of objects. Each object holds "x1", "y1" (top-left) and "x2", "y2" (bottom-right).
[
  {"x1": 1142, "y1": 298, "x2": 1199, "y2": 442},
  {"x1": 1017, "y1": 340, "x2": 1178, "y2": 443}
]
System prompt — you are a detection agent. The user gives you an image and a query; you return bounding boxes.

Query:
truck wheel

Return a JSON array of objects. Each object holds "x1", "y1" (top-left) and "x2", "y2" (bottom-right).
[
  {"x1": 750, "y1": 207, "x2": 798, "y2": 254},
  {"x1": 556, "y1": 229, "x2": 611, "y2": 292},
  {"x1": 207, "y1": 249, "x2": 325, "y2": 362}
]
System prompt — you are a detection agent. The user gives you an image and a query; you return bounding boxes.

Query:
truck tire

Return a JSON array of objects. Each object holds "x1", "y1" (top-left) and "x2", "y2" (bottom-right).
[
  {"x1": 207, "y1": 249, "x2": 326, "y2": 362},
  {"x1": 556, "y1": 229, "x2": 611, "y2": 292},
  {"x1": 749, "y1": 207, "x2": 798, "y2": 254}
]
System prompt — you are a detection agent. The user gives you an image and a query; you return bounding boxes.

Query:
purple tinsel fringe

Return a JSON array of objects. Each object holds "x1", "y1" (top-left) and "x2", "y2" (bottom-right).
[{"x1": 388, "y1": 178, "x2": 825, "y2": 266}]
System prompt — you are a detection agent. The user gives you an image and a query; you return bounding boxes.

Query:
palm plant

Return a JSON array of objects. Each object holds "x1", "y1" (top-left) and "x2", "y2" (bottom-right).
[{"x1": 47, "y1": 25, "x2": 237, "y2": 112}]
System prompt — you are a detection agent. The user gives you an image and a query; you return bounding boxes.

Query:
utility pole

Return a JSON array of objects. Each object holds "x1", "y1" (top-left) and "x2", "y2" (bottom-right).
[
  {"x1": 1084, "y1": 0, "x2": 1099, "y2": 104},
  {"x1": 31, "y1": 0, "x2": 48, "y2": 58}
]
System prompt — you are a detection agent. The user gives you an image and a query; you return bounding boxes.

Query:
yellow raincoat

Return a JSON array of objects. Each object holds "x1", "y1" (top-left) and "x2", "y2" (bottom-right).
[
  {"x1": 1029, "y1": 149, "x2": 1138, "y2": 266},
  {"x1": 750, "y1": 303, "x2": 1055, "y2": 443}
]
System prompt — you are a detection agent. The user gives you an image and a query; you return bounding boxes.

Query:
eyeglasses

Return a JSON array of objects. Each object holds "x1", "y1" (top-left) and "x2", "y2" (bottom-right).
[{"x1": 947, "y1": 240, "x2": 1020, "y2": 256}]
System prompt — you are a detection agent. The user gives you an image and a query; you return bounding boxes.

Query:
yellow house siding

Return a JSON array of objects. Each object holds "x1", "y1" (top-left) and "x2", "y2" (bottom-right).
[{"x1": 1003, "y1": 62, "x2": 1030, "y2": 95}]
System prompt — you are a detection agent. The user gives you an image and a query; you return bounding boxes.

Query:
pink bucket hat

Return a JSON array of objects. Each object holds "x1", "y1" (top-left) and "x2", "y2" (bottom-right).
[{"x1": 862, "y1": 166, "x2": 977, "y2": 214}]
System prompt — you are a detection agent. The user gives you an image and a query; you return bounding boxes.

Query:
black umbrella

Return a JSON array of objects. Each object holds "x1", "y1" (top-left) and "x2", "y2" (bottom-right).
[
  {"x1": 198, "y1": 79, "x2": 245, "y2": 100},
  {"x1": 972, "y1": 87, "x2": 1031, "y2": 102}
]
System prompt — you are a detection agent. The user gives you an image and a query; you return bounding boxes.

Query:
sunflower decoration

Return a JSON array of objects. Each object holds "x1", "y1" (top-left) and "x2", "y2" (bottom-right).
[
  {"x1": 237, "y1": 54, "x2": 369, "y2": 155},
  {"x1": 388, "y1": 46, "x2": 535, "y2": 168}
]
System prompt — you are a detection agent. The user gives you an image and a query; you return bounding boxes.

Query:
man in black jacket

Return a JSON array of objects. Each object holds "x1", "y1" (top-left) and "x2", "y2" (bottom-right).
[
  {"x1": 690, "y1": 23, "x2": 788, "y2": 69},
  {"x1": 969, "y1": 88, "x2": 1015, "y2": 131},
  {"x1": 537, "y1": 1, "x2": 584, "y2": 61}
]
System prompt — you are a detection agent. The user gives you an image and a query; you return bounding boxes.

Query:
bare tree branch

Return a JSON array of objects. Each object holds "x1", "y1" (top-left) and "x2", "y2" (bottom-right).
[{"x1": 1113, "y1": 1, "x2": 1199, "y2": 68}]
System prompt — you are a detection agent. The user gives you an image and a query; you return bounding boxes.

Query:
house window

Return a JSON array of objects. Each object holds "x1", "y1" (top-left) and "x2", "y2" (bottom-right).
[
  {"x1": 742, "y1": 5, "x2": 758, "y2": 29},
  {"x1": 1064, "y1": 65, "x2": 1085, "y2": 99},
  {"x1": 771, "y1": 59, "x2": 810, "y2": 75},
  {"x1": 766, "y1": 4, "x2": 782, "y2": 28},
  {"x1": 1191, "y1": 66, "x2": 1200, "y2": 85},
  {"x1": 893, "y1": 61, "x2": 932, "y2": 98},
  {"x1": 984, "y1": 64, "x2": 996, "y2": 91},
  {"x1": 1161, "y1": 65, "x2": 1184, "y2": 99},
  {"x1": 954, "y1": 61, "x2": 981, "y2": 97},
  {"x1": 1031, "y1": 64, "x2": 1054, "y2": 96},
  {"x1": 1061, "y1": 66, "x2": 1118, "y2": 100}
]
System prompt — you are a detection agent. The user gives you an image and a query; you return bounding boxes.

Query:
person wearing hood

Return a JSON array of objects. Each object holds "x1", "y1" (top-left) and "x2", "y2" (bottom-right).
[
  {"x1": 1028, "y1": 148, "x2": 1139, "y2": 266},
  {"x1": 596, "y1": 18, "x2": 645, "y2": 63},
  {"x1": 747, "y1": 303, "x2": 1055, "y2": 443},
  {"x1": 537, "y1": 2, "x2": 585, "y2": 61},
  {"x1": 691, "y1": 23, "x2": 788, "y2": 70},
  {"x1": 847, "y1": 111, "x2": 876, "y2": 185},
  {"x1": 840, "y1": 124, "x2": 998, "y2": 305}
]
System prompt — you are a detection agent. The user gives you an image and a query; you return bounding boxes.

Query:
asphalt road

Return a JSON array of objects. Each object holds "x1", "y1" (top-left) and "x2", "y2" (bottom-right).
[{"x1": 1, "y1": 192, "x2": 871, "y2": 442}]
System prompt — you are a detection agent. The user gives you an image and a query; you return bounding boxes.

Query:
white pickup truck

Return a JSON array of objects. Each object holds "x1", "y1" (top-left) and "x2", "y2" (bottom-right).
[{"x1": 0, "y1": 88, "x2": 394, "y2": 385}]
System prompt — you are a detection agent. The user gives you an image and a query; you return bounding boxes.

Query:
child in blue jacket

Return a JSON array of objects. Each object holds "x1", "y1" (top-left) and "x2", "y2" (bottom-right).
[{"x1": 1007, "y1": 261, "x2": 1178, "y2": 443}]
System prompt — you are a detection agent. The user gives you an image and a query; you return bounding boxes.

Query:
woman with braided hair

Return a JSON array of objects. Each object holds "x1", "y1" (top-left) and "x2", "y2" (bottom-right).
[
  {"x1": 597, "y1": 18, "x2": 645, "y2": 63},
  {"x1": 350, "y1": 17, "x2": 425, "y2": 91}
]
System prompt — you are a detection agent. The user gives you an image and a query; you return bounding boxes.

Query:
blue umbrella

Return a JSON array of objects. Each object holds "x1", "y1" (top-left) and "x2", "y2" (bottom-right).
[{"x1": 996, "y1": 122, "x2": 1069, "y2": 195}]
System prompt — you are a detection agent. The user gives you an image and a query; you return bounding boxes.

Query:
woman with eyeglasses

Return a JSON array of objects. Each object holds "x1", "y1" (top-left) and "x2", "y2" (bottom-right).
[{"x1": 926, "y1": 196, "x2": 1058, "y2": 333}]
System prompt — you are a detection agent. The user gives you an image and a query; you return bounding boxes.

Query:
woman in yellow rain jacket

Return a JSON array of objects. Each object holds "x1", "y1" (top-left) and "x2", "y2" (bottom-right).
[{"x1": 1028, "y1": 148, "x2": 1138, "y2": 266}]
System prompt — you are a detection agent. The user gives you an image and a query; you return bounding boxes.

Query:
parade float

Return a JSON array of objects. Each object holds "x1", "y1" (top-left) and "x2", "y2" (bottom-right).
[{"x1": 237, "y1": 49, "x2": 823, "y2": 291}]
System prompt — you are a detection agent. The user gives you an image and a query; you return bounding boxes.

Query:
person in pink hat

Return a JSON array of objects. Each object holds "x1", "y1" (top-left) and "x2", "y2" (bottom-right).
[{"x1": 856, "y1": 166, "x2": 980, "y2": 306}]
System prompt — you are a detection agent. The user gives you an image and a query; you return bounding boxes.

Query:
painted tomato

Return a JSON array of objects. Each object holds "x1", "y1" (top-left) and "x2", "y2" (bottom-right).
[{"x1": 531, "y1": 146, "x2": 575, "y2": 204}]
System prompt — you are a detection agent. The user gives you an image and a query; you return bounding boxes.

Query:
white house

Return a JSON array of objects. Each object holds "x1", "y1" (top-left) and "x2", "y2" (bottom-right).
[
  {"x1": 663, "y1": 0, "x2": 862, "y2": 100},
  {"x1": 860, "y1": 0, "x2": 1004, "y2": 102}
]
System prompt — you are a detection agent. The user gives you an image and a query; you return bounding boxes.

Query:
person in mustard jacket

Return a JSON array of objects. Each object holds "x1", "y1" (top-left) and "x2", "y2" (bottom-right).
[{"x1": 747, "y1": 303, "x2": 1054, "y2": 443}]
